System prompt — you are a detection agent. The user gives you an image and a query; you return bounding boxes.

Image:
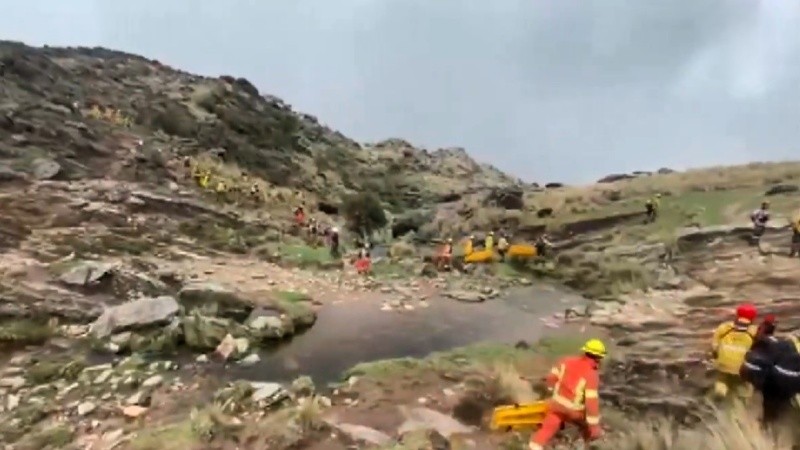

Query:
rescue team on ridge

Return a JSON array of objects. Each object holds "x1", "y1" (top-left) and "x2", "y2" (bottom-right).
[{"x1": 529, "y1": 305, "x2": 800, "y2": 449}]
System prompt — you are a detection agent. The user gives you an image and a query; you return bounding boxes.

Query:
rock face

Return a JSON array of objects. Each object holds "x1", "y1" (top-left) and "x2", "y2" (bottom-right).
[{"x1": 90, "y1": 296, "x2": 179, "y2": 338}]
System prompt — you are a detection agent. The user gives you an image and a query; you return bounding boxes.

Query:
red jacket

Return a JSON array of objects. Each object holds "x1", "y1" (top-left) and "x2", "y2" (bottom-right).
[{"x1": 544, "y1": 355, "x2": 601, "y2": 427}]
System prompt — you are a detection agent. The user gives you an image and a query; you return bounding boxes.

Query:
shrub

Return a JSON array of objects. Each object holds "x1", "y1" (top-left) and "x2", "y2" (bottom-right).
[
  {"x1": 153, "y1": 102, "x2": 197, "y2": 137},
  {"x1": 341, "y1": 192, "x2": 388, "y2": 236}
]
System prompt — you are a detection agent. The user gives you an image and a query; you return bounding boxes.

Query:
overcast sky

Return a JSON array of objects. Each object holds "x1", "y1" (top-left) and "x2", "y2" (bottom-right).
[{"x1": 3, "y1": 1, "x2": 800, "y2": 183}]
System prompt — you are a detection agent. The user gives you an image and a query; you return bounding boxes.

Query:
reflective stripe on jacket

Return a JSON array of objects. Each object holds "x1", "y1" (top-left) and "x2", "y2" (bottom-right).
[{"x1": 545, "y1": 355, "x2": 601, "y2": 426}]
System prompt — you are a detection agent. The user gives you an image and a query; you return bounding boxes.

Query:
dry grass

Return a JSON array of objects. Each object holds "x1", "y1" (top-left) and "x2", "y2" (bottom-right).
[
  {"x1": 600, "y1": 405, "x2": 796, "y2": 450},
  {"x1": 489, "y1": 363, "x2": 537, "y2": 404}
]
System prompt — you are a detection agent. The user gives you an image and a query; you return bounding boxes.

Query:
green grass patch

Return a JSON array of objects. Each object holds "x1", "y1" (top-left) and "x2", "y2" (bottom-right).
[
  {"x1": 0, "y1": 319, "x2": 54, "y2": 345},
  {"x1": 277, "y1": 244, "x2": 334, "y2": 268},
  {"x1": 275, "y1": 290, "x2": 311, "y2": 303},
  {"x1": 343, "y1": 339, "x2": 581, "y2": 381}
]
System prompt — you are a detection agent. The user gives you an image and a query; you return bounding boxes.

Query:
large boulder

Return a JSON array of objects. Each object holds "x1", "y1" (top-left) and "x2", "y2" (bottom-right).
[
  {"x1": 485, "y1": 186, "x2": 524, "y2": 210},
  {"x1": 245, "y1": 307, "x2": 292, "y2": 340},
  {"x1": 90, "y1": 296, "x2": 180, "y2": 338},
  {"x1": 178, "y1": 282, "x2": 254, "y2": 321},
  {"x1": 182, "y1": 314, "x2": 248, "y2": 351}
]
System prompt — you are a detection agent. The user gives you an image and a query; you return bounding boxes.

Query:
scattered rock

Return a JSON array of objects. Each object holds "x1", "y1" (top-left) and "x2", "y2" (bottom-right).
[
  {"x1": 141, "y1": 375, "x2": 163, "y2": 388},
  {"x1": 398, "y1": 407, "x2": 475, "y2": 438},
  {"x1": 126, "y1": 390, "x2": 152, "y2": 407},
  {"x1": 90, "y1": 296, "x2": 179, "y2": 338},
  {"x1": 122, "y1": 405, "x2": 148, "y2": 419},
  {"x1": 251, "y1": 382, "x2": 288, "y2": 406},
  {"x1": 77, "y1": 401, "x2": 97, "y2": 416},
  {"x1": 31, "y1": 157, "x2": 61, "y2": 180},
  {"x1": 328, "y1": 422, "x2": 392, "y2": 446},
  {"x1": 0, "y1": 376, "x2": 25, "y2": 391},
  {"x1": 239, "y1": 353, "x2": 261, "y2": 366},
  {"x1": 58, "y1": 261, "x2": 114, "y2": 286},
  {"x1": 6, "y1": 394, "x2": 19, "y2": 410}
]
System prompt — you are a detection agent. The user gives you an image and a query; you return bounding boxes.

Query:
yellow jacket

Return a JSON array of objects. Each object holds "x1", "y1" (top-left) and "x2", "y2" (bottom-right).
[
  {"x1": 463, "y1": 239, "x2": 473, "y2": 256},
  {"x1": 712, "y1": 320, "x2": 757, "y2": 375},
  {"x1": 485, "y1": 235, "x2": 494, "y2": 251},
  {"x1": 793, "y1": 217, "x2": 800, "y2": 233}
]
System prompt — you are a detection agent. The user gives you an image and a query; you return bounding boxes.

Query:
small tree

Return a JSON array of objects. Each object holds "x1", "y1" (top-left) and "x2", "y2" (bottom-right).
[{"x1": 341, "y1": 192, "x2": 388, "y2": 238}]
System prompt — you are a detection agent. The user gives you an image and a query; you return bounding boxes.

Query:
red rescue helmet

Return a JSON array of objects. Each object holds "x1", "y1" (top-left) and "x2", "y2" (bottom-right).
[{"x1": 736, "y1": 303, "x2": 758, "y2": 322}]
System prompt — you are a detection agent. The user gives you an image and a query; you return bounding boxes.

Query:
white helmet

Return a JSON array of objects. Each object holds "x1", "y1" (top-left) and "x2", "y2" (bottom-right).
[{"x1": 331, "y1": 227, "x2": 339, "y2": 233}]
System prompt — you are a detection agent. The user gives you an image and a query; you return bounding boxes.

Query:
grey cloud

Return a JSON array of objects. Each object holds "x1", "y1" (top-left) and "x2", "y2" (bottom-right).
[{"x1": 1, "y1": 0, "x2": 798, "y2": 182}]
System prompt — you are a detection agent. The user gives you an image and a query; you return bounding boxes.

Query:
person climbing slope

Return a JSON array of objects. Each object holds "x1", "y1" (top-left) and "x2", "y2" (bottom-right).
[
  {"x1": 644, "y1": 193, "x2": 661, "y2": 223},
  {"x1": 740, "y1": 315, "x2": 800, "y2": 425},
  {"x1": 711, "y1": 303, "x2": 758, "y2": 400},
  {"x1": 790, "y1": 211, "x2": 800, "y2": 257},
  {"x1": 750, "y1": 201, "x2": 770, "y2": 245},
  {"x1": 529, "y1": 339, "x2": 606, "y2": 450}
]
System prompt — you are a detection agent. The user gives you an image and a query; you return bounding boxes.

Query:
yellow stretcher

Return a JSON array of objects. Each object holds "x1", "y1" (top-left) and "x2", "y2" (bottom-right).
[
  {"x1": 464, "y1": 249, "x2": 495, "y2": 263},
  {"x1": 507, "y1": 243, "x2": 537, "y2": 259},
  {"x1": 490, "y1": 401, "x2": 548, "y2": 431}
]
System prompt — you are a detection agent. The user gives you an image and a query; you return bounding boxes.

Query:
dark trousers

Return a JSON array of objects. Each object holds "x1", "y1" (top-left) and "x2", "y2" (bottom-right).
[{"x1": 762, "y1": 390, "x2": 793, "y2": 425}]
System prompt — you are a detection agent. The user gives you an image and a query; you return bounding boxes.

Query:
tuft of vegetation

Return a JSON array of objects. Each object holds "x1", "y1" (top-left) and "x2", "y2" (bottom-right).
[
  {"x1": 13, "y1": 425, "x2": 74, "y2": 450},
  {"x1": 0, "y1": 319, "x2": 54, "y2": 345}
]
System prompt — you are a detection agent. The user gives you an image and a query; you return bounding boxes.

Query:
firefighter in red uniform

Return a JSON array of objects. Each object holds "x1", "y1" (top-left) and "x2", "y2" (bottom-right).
[{"x1": 529, "y1": 339, "x2": 606, "y2": 450}]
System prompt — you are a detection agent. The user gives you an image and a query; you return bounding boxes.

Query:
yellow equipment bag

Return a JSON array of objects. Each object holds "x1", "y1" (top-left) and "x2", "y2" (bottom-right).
[
  {"x1": 464, "y1": 249, "x2": 495, "y2": 263},
  {"x1": 506, "y1": 244, "x2": 538, "y2": 259},
  {"x1": 490, "y1": 401, "x2": 548, "y2": 431}
]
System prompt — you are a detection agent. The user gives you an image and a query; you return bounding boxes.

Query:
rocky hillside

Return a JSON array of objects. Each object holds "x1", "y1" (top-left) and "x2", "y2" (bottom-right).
[{"x1": 0, "y1": 40, "x2": 519, "y2": 216}]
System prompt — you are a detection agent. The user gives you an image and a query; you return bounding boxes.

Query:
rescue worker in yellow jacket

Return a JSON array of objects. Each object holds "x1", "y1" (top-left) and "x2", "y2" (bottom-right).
[
  {"x1": 712, "y1": 303, "x2": 758, "y2": 399},
  {"x1": 463, "y1": 235, "x2": 474, "y2": 256},
  {"x1": 485, "y1": 231, "x2": 495, "y2": 252}
]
